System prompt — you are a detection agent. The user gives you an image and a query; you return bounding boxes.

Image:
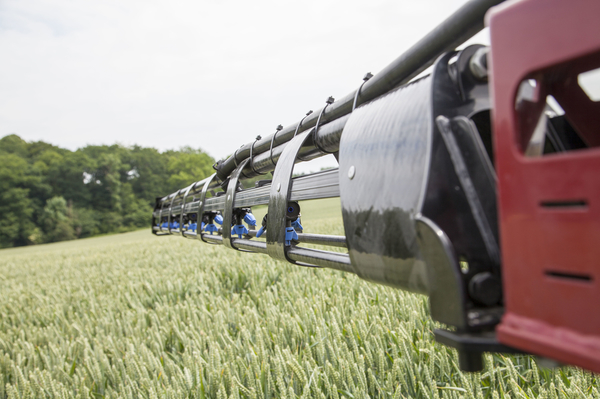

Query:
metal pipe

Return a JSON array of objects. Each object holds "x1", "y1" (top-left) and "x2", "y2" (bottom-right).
[
  {"x1": 287, "y1": 247, "x2": 354, "y2": 273},
  {"x1": 213, "y1": 0, "x2": 504, "y2": 182},
  {"x1": 203, "y1": 235, "x2": 223, "y2": 244},
  {"x1": 296, "y1": 233, "x2": 347, "y2": 248},
  {"x1": 247, "y1": 115, "x2": 348, "y2": 178},
  {"x1": 231, "y1": 239, "x2": 268, "y2": 254},
  {"x1": 160, "y1": 176, "x2": 211, "y2": 203}
]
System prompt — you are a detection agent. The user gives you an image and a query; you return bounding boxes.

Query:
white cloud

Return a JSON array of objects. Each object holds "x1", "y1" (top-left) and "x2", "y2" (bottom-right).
[{"x1": 0, "y1": 0, "x2": 485, "y2": 169}]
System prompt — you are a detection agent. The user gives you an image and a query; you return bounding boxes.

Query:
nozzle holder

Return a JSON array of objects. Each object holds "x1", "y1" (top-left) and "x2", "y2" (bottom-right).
[
  {"x1": 222, "y1": 158, "x2": 253, "y2": 252},
  {"x1": 267, "y1": 131, "x2": 318, "y2": 266},
  {"x1": 179, "y1": 183, "x2": 195, "y2": 238},
  {"x1": 286, "y1": 201, "x2": 300, "y2": 220},
  {"x1": 197, "y1": 173, "x2": 218, "y2": 243}
]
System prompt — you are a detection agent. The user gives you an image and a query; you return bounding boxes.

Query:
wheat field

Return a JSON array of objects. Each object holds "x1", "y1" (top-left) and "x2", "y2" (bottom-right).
[{"x1": 0, "y1": 199, "x2": 597, "y2": 398}]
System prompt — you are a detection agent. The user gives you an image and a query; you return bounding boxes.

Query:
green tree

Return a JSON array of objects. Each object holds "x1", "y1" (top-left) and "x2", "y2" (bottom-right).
[
  {"x1": 0, "y1": 135, "x2": 216, "y2": 247},
  {"x1": 165, "y1": 146, "x2": 214, "y2": 192},
  {"x1": 71, "y1": 207, "x2": 100, "y2": 238},
  {"x1": 0, "y1": 134, "x2": 28, "y2": 158},
  {"x1": 41, "y1": 196, "x2": 75, "y2": 243},
  {"x1": 127, "y1": 146, "x2": 170, "y2": 205},
  {"x1": 0, "y1": 153, "x2": 37, "y2": 247},
  {"x1": 45, "y1": 150, "x2": 91, "y2": 208},
  {"x1": 0, "y1": 188, "x2": 35, "y2": 248}
]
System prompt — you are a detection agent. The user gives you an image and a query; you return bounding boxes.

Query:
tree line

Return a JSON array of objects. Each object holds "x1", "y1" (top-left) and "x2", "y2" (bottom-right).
[{"x1": 0, "y1": 134, "x2": 215, "y2": 248}]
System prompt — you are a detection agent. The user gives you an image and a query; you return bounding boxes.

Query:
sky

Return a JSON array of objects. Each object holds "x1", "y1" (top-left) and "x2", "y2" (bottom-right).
[{"x1": 0, "y1": 0, "x2": 490, "y2": 171}]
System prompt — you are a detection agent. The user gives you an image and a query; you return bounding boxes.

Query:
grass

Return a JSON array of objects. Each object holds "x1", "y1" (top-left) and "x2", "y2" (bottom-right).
[{"x1": 0, "y1": 198, "x2": 597, "y2": 398}]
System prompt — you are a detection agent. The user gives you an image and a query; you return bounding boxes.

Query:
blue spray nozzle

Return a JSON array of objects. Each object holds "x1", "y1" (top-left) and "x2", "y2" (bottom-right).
[
  {"x1": 204, "y1": 223, "x2": 219, "y2": 234},
  {"x1": 243, "y1": 213, "x2": 257, "y2": 228},
  {"x1": 291, "y1": 218, "x2": 303, "y2": 232},
  {"x1": 285, "y1": 227, "x2": 298, "y2": 246},
  {"x1": 231, "y1": 224, "x2": 249, "y2": 238}
]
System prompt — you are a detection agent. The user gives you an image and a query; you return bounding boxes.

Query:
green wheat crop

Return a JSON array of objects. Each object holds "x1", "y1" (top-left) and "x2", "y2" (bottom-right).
[{"x1": 0, "y1": 199, "x2": 597, "y2": 398}]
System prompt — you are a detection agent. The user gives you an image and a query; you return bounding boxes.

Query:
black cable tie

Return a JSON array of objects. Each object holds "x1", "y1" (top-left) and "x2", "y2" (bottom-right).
[{"x1": 352, "y1": 72, "x2": 373, "y2": 111}]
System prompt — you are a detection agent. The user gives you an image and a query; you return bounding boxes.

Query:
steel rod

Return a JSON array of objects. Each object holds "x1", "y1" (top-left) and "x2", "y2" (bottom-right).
[
  {"x1": 286, "y1": 247, "x2": 353, "y2": 273},
  {"x1": 231, "y1": 239, "x2": 268, "y2": 254},
  {"x1": 158, "y1": 116, "x2": 347, "y2": 204},
  {"x1": 203, "y1": 235, "x2": 223, "y2": 244},
  {"x1": 153, "y1": 228, "x2": 350, "y2": 270},
  {"x1": 296, "y1": 233, "x2": 347, "y2": 248}
]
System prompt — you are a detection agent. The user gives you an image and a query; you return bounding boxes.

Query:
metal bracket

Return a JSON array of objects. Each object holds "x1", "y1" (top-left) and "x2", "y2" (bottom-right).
[
  {"x1": 222, "y1": 159, "x2": 250, "y2": 251},
  {"x1": 167, "y1": 189, "x2": 180, "y2": 234},
  {"x1": 158, "y1": 201, "x2": 166, "y2": 232},
  {"x1": 198, "y1": 173, "x2": 217, "y2": 243},
  {"x1": 266, "y1": 132, "x2": 318, "y2": 266},
  {"x1": 434, "y1": 329, "x2": 522, "y2": 372},
  {"x1": 436, "y1": 115, "x2": 500, "y2": 265},
  {"x1": 179, "y1": 184, "x2": 194, "y2": 238}
]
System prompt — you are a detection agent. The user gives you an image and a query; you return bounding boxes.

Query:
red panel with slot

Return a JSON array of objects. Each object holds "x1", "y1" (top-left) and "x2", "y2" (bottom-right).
[{"x1": 489, "y1": 0, "x2": 600, "y2": 371}]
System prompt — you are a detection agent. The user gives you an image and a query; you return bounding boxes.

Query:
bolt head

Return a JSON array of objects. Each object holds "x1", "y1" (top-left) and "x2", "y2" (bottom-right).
[
  {"x1": 276, "y1": 183, "x2": 281, "y2": 192},
  {"x1": 468, "y1": 272, "x2": 501, "y2": 306},
  {"x1": 348, "y1": 165, "x2": 356, "y2": 180},
  {"x1": 469, "y1": 47, "x2": 489, "y2": 81}
]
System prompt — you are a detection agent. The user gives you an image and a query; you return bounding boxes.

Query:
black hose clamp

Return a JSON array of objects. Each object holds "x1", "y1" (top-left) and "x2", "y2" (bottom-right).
[
  {"x1": 249, "y1": 135, "x2": 266, "y2": 176},
  {"x1": 311, "y1": 96, "x2": 335, "y2": 156},
  {"x1": 232, "y1": 146, "x2": 242, "y2": 168},
  {"x1": 352, "y1": 72, "x2": 373, "y2": 111},
  {"x1": 269, "y1": 124, "x2": 283, "y2": 167},
  {"x1": 293, "y1": 110, "x2": 313, "y2": 138}
]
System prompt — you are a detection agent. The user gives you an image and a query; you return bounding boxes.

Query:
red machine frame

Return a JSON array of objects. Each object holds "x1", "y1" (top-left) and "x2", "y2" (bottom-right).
[{"x1": 490, "y1": 0, "x2": 600, "y2": 373}]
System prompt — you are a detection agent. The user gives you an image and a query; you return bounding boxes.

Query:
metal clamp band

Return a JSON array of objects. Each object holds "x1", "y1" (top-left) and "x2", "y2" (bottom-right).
[
  {"x1": 266, "y1": 132, "x2": 319, "y2": 267},
  {"x1": 293, "y1": 110, "x2": 313, "y2": 138},
  {"x1": 232, "y1": 147, "x2": 240, "y2": 168},
  {"x1": 198, "y1": 173, "x2": 218, "y2": 243},
  {"x1": 352, "y1": 72, "x2": 373, "y2": 111},
  {"x1": 158, "y1": 201, "x2": 166, "y2": 232},
  {"x1": 167, "y1": 189, "x2": 180, "y2": 234},
  {"x1": 180, "y1": 184, "x2": 194, "y2": 238},
  {"x1": 222, "y1": 159, "x2": 250, "y2": 251},
  {"x1": 249, "y1": 135, "x2": 266, "y2": 176},
  {"x1": 310, "y1": 96, "x2": 335, "y2": 157},
  {"x1": 269, "y1": 125, "x2": 283, "y2": 167}
]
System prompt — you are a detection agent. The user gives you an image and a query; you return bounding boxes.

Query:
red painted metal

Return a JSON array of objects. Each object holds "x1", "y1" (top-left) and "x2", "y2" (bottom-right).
[{"x1": 489, "y1": 0, "x2": 600, "y2": 372}]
